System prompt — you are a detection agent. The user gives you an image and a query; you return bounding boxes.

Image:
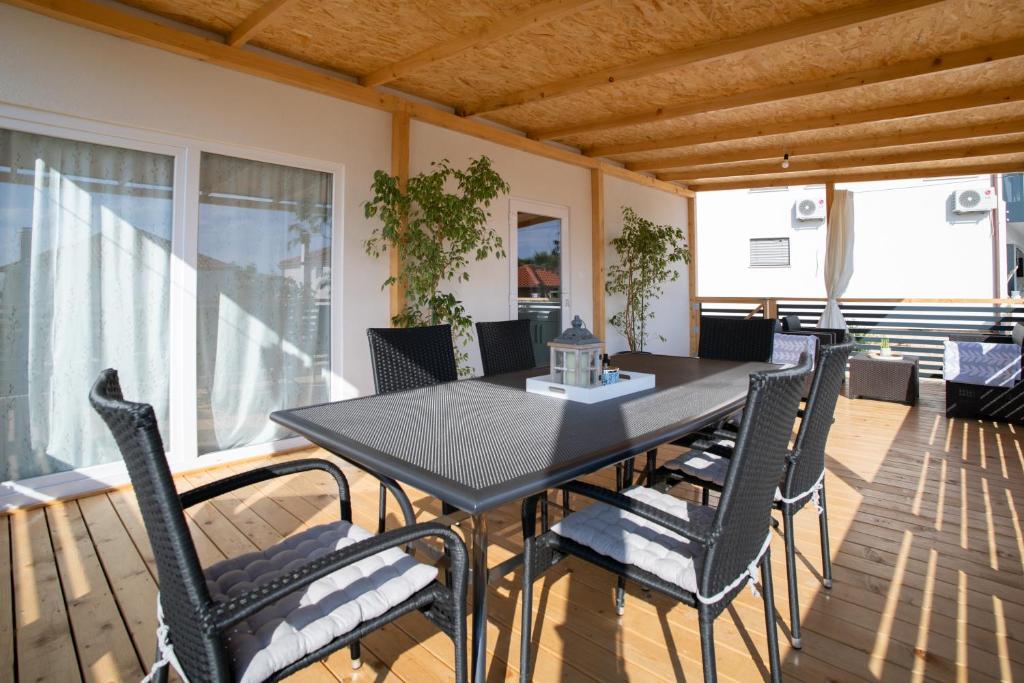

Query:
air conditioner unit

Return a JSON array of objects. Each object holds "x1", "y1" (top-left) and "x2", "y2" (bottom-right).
[
  {"x1": 795, "y1": 196, "x2": 826, "y2": 221},
  {"x1": 953, "y1": 187, "x2": 997, "y2": 213}
]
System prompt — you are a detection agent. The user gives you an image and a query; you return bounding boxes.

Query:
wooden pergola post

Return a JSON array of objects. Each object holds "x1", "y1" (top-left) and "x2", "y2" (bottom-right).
[
  {"x1": 688, "y1": 196, "x2": 699, "y2": 354},
  {"x1": 591, "y1": 168, "x2": 605, "y2": 342},
  {"x1": 389, "y1": 110, "x2": 410, "y2": 324}
]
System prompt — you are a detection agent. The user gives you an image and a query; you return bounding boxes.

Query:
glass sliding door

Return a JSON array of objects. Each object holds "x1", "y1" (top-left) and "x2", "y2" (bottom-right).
[
  {"x1": 196, "y1": 152, "x2": 332, "y2": 454},
  {"x1": 514, "y1": 207, "x2": 568, "y2": 366},
  {"x1": 0, "y1": 129, "x2": 174, "y2": 481}
]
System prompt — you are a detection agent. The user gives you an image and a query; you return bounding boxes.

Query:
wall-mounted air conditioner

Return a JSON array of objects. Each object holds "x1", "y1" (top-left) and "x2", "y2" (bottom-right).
[
  {"x1": 795, "y1": 196, "x2": 826, "y2": 221},
  {"x1": 953, "y1": 187, "x2": 997, "y2": 213}
]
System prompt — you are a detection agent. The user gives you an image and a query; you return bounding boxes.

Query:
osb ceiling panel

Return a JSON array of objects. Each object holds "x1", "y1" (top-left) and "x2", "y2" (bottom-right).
[
  {"x1": 687, "y1": 152, "x2": 1024, "y2": 186},
  {"x1": 251, "y1": 0, "x2": 547, "y2": 79},
  {"x1": 565, "y1": 62, "x2": 1024, "y2": 155},
  {"x1": 485, "y1": 0, "x2": 1024, "y2": 136},
  {"x1": 387, "y1": 0, "x2": 863, "y2": 107},
  {"x1": 118, "y1": 0, "x2": 263, "y2": 34},
  {"x1": 625, "y1": 102, "x2": 1024, "y2": 165}
]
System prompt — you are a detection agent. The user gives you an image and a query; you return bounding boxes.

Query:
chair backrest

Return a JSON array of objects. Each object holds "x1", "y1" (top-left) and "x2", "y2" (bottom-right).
[
  {"x1": 700, "y1": 355, "x2": 811, "y2": 602},
  {"x1": 781, "y1": 315, "x2": 803, "y2": 331},
  {"x1": 783, "y1": 340, "x2": 855, "y2": 500},
  {"x1": 476, "y1": 319, "x2": 536, "y2": 376},
  {"x1": 89, "y1": 370, "x2": 227, "y2": 681},
  {"x1": 697, "y1": 316, "x2": 777, "y2": 362},
  {"x1": 367, "y1": 324, "x2": 459, "y2": 394}
]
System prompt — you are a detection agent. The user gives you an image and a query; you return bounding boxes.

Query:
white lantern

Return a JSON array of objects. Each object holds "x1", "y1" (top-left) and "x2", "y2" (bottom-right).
[{"x1": 548, "y1": 316, "x2": 602, "y2": 387}]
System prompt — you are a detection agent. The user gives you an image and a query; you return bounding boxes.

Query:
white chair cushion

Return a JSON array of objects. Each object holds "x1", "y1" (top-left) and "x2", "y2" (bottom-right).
[
  {"x1": 663, "y1": 449, "x2": 730, "y2": 487},
  {"x1": 205, "y1": 521, "x2": 437, "y2": 683},
  {"x1": 665, "y1": 448, "x2": 784, "y2": 502},
  {"x1": 772, "y1": 333, "x2": 817, "y2": 367},
  {"x1": 550, "y1": 486, "x2": 715, "y2": 593},
  {"x1": 943, "y1": 340, "x2": 1021, "y2": 388}
]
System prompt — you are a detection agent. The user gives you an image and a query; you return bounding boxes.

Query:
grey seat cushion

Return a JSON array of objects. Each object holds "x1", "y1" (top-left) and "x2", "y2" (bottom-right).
[
  {"x1": 550, "y1": 486, "x2": 715, "y2": 593},
  {"x1": 943, "y1": 340, "x2": 1021, "y2": 387},
  {"x1": 205, "y1": 521, "x2": 437, "y2": 683},
  {"x1": 664, "y1": 446, "x2": 783, "y2": 501}
]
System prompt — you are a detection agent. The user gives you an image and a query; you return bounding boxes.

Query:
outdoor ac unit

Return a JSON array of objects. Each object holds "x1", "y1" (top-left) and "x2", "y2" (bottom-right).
[
  {"x1": 795, "y1": 196, "x2": 826, "y2": 221},
  {"x1": 953, "y1": 187, "x2": 997, "y2": 213}
]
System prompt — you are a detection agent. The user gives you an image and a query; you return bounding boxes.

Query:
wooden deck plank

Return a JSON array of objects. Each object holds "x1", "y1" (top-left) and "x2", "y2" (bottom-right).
[
  {"x1": 10, "y1": 509, "x2": 81, "y2": 683},
  {"x1": 0, "y1": 515, "x2": 13, "y2": 683},
  {"x1": 46, "y1": 501, "x2": 144, "y2": 682}
]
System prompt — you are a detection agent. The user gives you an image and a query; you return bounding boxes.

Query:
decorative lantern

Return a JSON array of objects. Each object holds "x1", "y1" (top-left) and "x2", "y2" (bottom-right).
[{"x1": 548, "y1": 315, "x2": 602, "y2": 387}]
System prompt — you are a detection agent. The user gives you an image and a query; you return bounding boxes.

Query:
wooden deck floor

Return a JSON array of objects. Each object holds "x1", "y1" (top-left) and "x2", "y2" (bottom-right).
[{"x1": 1, "y1": 381, "x2": 1022, "y2": 683}]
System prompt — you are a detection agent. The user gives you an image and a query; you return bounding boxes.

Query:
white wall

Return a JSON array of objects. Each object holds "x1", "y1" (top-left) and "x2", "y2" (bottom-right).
[
  {"x1": 697, "y1": 186, "x2": 828, "y2": 298},
  {"x1": 603, "y1": 176, "x2": 690, "y2": 355},
  {"x1": 696, "y1": 178, "x2": 999, "y2": 299}
]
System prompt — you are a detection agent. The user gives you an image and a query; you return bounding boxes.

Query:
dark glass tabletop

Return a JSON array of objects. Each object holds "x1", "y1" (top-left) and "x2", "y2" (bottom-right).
[{"x1": 271, "y1": 354, "x2": 774, "y2": 514}]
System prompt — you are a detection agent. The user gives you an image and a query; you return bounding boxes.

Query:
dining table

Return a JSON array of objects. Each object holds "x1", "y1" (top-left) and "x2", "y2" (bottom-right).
[{"x1": 271, "y1": 353, "x2": 776, "y2": 682}]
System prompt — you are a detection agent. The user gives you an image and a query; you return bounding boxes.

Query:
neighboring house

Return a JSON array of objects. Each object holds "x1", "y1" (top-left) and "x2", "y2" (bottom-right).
[
  {"x1": 696, "y1": 172, "x2": 1021, "y2": 299},
  {"x1": 517, "y1": 263, "x2": 560, "y2": 299}
]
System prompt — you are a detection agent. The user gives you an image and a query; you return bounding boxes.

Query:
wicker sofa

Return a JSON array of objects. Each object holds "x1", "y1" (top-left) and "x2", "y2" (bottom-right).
[{"x1": 943, "y1": 325, "x2": 1024, "y2": 422}]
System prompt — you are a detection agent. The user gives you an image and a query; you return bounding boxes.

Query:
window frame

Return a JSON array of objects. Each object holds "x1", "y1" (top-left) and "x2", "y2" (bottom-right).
[{"x1": 0, "y1": 104, "x2": 346, "y2": 508}]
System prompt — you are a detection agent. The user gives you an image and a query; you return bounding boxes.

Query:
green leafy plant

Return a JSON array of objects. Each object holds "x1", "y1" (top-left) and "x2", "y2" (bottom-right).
[
  {"x1": 364, "y1": 156, "x2": 510, "y2": 375},
  {"x1": 605, "y1": 206, "x2": 690, "y2": 352},
  {"x1": 879, "y1": 336, "x2": 891, "y2": 353}
]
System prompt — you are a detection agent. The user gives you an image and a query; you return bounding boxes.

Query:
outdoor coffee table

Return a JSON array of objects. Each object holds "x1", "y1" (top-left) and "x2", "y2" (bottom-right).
[
  {"x1": 271, "y1": 353, "x2": 774, "y2": 682},
  {"x1": 849, "y1": 352, "x2": 920, "y2": 404}
]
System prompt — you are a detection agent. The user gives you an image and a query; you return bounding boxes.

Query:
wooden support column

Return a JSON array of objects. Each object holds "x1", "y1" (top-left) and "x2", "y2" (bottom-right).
[
  {"x1": 687, "y1": 196, "x2": 699, "y2": 354},
  {"x1": 390, "y1": 111, "x2": 410, "y2": 323},
  {"x1": 591, "y1": 167, "x2": 606, "y2": 342}
]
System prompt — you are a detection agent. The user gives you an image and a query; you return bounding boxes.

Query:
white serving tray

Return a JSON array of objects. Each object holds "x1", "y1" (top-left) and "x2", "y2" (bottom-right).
[{"x1": 526, "y1": 371, "x2": 656, "y2": 404}]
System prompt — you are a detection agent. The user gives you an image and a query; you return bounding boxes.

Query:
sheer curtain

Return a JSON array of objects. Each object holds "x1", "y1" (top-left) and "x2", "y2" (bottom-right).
[
  {"x1": 819, "y1": 189, "x2": 855, "y2": 329},
  {"x1": 0, "y1": 129, "x2": 173, "y2": 481},
  {"x1": 196, "y1": 153, "x2": 332, "y2": 454}
]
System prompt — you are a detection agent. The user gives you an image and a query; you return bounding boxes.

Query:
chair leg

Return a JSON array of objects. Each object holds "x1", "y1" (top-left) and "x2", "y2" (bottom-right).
[
  {"x1": 152, "y1": 645, "x2": 168, "y2": 683},
  {"x1": 645, "y1": 449, "x2": 657, "y2": 485},
  {"x1": 782, "y1": 508, "x2": 802, "y2": 649},
  {"x1": 701, "y1": 487, "x2": 710, "y2": 506},
  {"x1": 540, "y1": 496, "x2": 549, "y2": 532},
  {"x1": 819, "y1": 485, "x2": 834, "y2": 589},
  {"x1": 698, "y1": 606, "x2": 717, "y2": 683},
  {"x1": 615, "y1": 576, "x2": 627, "y2": 616},
  {"x1": 377, "y1": 482, "x2": 387, "y2": 534},
  {"x1": 350, "y1": 641, "x2": 362, "y2": 670},
  {"x1": 761, "y1": 547, "x2": 782, "y2": 683},
  {"x1": 562, "y1": 489, "x2": 571, "y2": 514},
  {"x1": 615, "y1": 463, "x2": 624, "y2": 491}
]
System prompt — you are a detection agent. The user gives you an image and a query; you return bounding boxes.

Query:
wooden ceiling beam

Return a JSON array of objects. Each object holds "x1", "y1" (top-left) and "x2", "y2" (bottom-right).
[
  {"x1": 459, "y1": 0, "x2": 946, "y2": 117},
  {"x1": 687, "y1": 160, "x2": 1024, "y2": 192},
  {"x1": 362, "y1": 0, "x2": 602, "y2": 88},
  {"x1": 227, "y1": 0, "x2": 297, "y2": 48},
  {"x1": 626, "y1": 118, "x2": 1024, "y2": 171},
  {"x1": 533, "y1": 39, "x2": 1024, "y2": 141},
  {"x1": 2, "y1": 0, "x2": 693, "y2": 199},
  {"x1": 587, "y1": 86, "x2": 1024, "y2": 158},
  {"x1": 659, "y1": 139, "x2": 1024, "y2": 181}
]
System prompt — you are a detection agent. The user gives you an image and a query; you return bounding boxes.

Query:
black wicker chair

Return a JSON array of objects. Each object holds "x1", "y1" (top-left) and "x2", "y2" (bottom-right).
[
  {"x1": 944, "y1": 329, "x2": 1024, "y2": 422},
  {"x1": 89, "y1": 369, "x2": 468, "y2": 683},
  {"x1": 367, "y1": 324, "x2": 460, "y2": 531},
  {"x1": 656, "y1": 341, "x2": 855, "y2": 649},
  {"x1": 698, "y1": 316, "x2": 777, "y2": 362},
  {"x1": 780, "y1": 314, "x2": 846, "y2": 347},
  {"x1": 476, "y1": 319, "x2": 536, "y2": 376},
  {"x1": 518, "y1": 356, "x2": 812, "y2": 683}
]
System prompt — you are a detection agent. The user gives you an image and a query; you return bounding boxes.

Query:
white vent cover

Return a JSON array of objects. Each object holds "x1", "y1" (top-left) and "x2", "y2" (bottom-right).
[
  {"x1": 953, "y1": 187, "x2": 996, "y2": 213},
  {"x1": 750, "y1": 238, "x2": 790, "y2": 267},
  {"x1": 795, "y1": 196, "x2": 826, "y2": 221}
]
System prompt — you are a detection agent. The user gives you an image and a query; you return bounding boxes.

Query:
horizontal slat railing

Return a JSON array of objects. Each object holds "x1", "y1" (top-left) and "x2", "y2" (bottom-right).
[{"x1": 696, "y1": 297, "x2": 1024, "y2": 379}]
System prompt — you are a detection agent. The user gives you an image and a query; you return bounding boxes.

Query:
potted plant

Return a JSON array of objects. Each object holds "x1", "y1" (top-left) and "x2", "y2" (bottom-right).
[
  {"x1": 605, "y1": 206, "x2": 690, "y2": 353},
  {"x1": 364, "y1": 156, "x2": 510, "y2": 375},
  {"x1": 879, "y1": 335, "x2": 892, "y2": 357}
]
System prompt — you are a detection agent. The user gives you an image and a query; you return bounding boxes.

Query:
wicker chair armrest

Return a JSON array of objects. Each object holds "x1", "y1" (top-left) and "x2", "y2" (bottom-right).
[
  {"x1": 180, "y1": 459, "x2": 352, "y2": 519},
  {"x1": 211, "y1": 522, "x2": 467, "y2": 631},
  {"x1": 560, "y1": 481, "x2": 711, "y2": 545}
]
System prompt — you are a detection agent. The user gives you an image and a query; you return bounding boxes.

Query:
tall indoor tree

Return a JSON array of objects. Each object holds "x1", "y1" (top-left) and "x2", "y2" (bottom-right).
[
  {"x1": 364, "y1": 156, "x2": 510, "y2": 375},
  {"x1": 606, "y1": 206, "x2": 690, "y2": 352}
]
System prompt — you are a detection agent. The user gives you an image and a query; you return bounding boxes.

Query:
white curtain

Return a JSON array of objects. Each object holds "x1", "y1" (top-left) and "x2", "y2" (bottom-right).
[
  {"x1": 0, "y1": 130, "x2": 173, "y2": 481},
  {"x1": 819, "y1": 189, "x2": 855, "y2": 329},
  {"x1": 196, "y1": 153, "x2": 332, "y2": 454}
]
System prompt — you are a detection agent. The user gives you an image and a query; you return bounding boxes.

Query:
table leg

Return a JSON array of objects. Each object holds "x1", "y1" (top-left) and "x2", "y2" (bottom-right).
[{"x1": 471, "y1": 513, "x2": 489, "y2": 683}]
